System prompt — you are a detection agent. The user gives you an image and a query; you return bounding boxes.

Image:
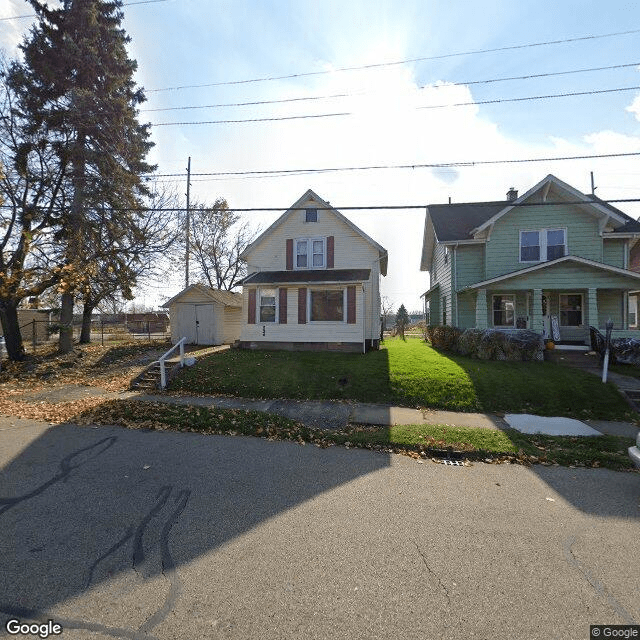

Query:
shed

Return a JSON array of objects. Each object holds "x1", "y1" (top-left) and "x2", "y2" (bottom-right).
[{"x1": 163, "y1": 284, "x2": 243, "y2": 345}]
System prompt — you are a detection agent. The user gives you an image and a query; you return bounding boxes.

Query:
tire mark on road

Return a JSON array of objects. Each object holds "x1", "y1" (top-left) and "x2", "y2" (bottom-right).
[
  {"x1": 137, "y1": 489, "x2": 191, "y2": 637},
  {"x1": 563, "y1": 535, "x2": 637, "y2": 624},
  {"x1": 0, "y1": 437, "x2": 118, "y2": 516},
  {"x1": 132, "y1": 486, "x2": 173, "y2": 572}
]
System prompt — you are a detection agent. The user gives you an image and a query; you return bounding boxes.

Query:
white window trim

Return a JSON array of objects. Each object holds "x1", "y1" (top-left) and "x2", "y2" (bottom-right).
[
  {"x1": 307, "y1": 287, "x2": 346, "y2": 323},
  {"x1": 492, "y1": 294, "x2": 516, "y2": 327},
  {"x1": 295, "y1": 237, "x2": 326, "y2": 270},
  {"x1": 519, "y1": 228, "x2": 567, "y2": 263},
  {"x1": 258, "y1": 287, "x2": 278, "y2": 323},
  {"x1": 559, "y1": 292, "x2": 583, "y2": 327}
]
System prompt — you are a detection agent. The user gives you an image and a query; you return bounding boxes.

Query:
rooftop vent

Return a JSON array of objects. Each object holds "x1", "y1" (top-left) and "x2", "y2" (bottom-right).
[{"x1": 506, "y1": 187, "x2": 518, "y2": 201}]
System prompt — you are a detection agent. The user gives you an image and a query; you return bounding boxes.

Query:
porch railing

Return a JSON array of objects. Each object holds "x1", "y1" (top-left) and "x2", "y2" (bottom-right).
[{"x1": 157, "y1": 337, "x2": 187, "y2": 389}]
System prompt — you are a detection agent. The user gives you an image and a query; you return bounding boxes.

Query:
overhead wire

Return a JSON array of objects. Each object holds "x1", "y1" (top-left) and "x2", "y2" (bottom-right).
[
  {"x1": 0, "y1": 0, "x2": 169, "y2": 21},
  {"x1": 146, "y1": 28, "x2": 640, "y2": 92},
  {"x1": 141, "y1": 62, "x2": 640, "y2": 113}
]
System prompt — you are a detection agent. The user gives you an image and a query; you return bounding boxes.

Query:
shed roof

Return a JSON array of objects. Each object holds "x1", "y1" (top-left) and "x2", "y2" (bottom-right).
[{"x1": 162, "y1": 284, "x2": 243, "y2": 308}]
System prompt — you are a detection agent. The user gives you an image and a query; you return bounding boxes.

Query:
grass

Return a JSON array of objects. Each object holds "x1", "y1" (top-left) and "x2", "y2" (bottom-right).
[
  {"x1": 75, "y1": 399, "x2": 638, "y2": 472},
  {"x1": 168, "y1": 338, "x2": 636, "y2": 422}
]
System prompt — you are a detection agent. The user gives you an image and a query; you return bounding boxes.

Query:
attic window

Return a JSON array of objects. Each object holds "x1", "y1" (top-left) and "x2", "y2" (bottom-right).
[{"x1": 305, "y1": 208, "x2": 318, "y2": 222}]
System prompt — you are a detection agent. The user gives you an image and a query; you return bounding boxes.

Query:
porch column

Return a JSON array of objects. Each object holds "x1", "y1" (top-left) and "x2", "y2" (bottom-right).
[
  {"x1": 587, "y1": 288, "x2": 598, "y2": 329},
  {"x1": 475, "y1": 289, "x2": 488, "y2": 329},
  {"x1": 532, "y1": 288, "x2": 543, "y2": 335}
]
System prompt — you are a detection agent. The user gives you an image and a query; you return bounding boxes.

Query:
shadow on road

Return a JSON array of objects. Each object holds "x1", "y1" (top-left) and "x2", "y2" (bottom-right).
[{"x1": 0, "y1": 422, "x2": 389, "y2": 638}]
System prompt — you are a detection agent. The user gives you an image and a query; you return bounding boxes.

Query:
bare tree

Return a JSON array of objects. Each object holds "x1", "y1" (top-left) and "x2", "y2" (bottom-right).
[{"x1": 187, "y1": 199, "x2": 258, "y2": 291}]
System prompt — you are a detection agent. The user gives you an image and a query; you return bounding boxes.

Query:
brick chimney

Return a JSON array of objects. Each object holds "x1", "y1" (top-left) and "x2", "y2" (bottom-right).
[{"x1": 506, "y1": 187, "x2": 518, "y2": 201}]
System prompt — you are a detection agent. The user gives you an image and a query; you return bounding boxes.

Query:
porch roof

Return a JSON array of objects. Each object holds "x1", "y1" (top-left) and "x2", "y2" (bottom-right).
[{"x1": 461, "y1": 255, "x2": 640, "y2": 291}]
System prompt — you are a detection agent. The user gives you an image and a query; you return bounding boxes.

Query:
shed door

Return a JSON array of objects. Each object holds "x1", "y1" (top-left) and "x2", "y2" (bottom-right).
[{"x1": 195, "y1": 304, "x2": 216, "y2": 345}]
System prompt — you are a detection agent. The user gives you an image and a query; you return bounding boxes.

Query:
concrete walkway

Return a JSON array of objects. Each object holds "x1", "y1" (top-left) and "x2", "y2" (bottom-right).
[{"x1": 130, "y1": 392, "x2": 639, "y2": 438}]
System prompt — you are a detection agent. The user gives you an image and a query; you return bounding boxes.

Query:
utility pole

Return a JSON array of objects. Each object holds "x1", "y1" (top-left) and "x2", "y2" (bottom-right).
[{"x1": 185, "y1": 156, "x2": 191, "y2": 288}]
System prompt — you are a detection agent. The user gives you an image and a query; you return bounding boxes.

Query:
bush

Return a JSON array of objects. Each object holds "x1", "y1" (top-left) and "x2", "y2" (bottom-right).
[
  {"x1": 425, "y1": 325, "x2": 544, "y2": 361},
  {"x1": 424, "y1": 325, "x2": 461, "y2": 351}
]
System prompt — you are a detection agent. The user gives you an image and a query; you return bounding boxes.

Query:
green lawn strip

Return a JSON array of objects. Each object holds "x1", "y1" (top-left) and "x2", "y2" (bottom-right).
[
  {"x1": 609, "y1": 363, "x2": 640, "y2": 380},
  {"x1": 168, "y1": 338, "x2": 635, "y2": 421},
  {"x1": 74, "y1": 400, "x2": 636, "y2": 471}
]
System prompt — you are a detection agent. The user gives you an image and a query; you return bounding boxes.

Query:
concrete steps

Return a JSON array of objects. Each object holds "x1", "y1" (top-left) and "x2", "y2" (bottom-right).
[{"x1": 130, "y1": 362, "x2": 162, "y2": 391}]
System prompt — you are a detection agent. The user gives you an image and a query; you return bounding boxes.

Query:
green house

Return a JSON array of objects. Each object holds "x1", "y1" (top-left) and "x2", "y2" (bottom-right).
[{"x1": 420, "y1": 175, "x2": 640, "y2": 345}]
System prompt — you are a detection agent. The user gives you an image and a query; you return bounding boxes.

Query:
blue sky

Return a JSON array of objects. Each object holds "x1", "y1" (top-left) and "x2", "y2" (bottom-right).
[{"x1": 2, "y1": 0, "x2": 640, "y2": 311}]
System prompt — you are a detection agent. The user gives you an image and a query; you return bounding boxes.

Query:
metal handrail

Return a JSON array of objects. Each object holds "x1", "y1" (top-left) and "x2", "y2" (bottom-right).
[{"x1": 157, "y1": 337, "x2": 187, "y2": 389}]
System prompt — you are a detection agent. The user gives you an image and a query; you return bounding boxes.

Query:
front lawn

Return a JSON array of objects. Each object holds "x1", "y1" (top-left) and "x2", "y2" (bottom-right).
[{"x1": 168, "y1": 338, "x2": 636, "y2": 421}]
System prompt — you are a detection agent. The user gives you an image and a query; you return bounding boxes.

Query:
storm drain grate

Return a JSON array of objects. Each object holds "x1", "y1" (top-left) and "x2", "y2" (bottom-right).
[{"x1": 440, "y1": 459, "x2": 464, "y2": 466}]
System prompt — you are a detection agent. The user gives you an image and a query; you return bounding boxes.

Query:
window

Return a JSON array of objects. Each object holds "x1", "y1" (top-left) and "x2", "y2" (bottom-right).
[
  {"x1": 520, "y1": 229, "x2": 566, "y2": 262},
  {"x1": 442, "y1": 296, "x2": 446, "y2": 325},
  {"x1": 259, "y1": 288, "x2": 276, "y2": 322},
  {"x1": 305, "y1": 208, "x2": 318, "y2": 222},
  {"x1": 295, "y1": 238, "x2": 325, "y2": 269},
  {"x1": 559, "y1": 293, "x2": 582, "y2": 327},
  {"x1": 310, "y1": 289, "x2": 344, "y2": 322},
  {"x1": 546, "y1": 229, "x2": 566, "y2": 260},
  {"x1": 296, "y1": 240, "x2": 308, "y2": 268},
  {"x1": 492, "y1": 295, "x2": 515, "y2": 327},
  {"x1": 444, "y1": 247, "x2": 449, "y2": 264},
  {"x1": 520, "y1": 231, "x2": 540, "y2": 261}
]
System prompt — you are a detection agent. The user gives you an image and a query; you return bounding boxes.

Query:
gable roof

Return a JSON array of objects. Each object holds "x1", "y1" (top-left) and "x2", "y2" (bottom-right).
[
  {"x1": 162, "y1": 284, "x2": 242, "y2": 308},
  {"x1": 429, "y1": 201, "x2": 507, "y2": 242},
  {"x1": 240, "y1": 189, "x2": 388, "y2": 276}
]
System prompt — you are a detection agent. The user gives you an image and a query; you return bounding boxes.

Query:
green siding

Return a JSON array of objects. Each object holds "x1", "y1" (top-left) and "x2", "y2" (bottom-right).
[
  {"x1": 431, "y1": 243, "x2": 452, "y2": 325},
  {"x1": 480, "y1": 262, "x2": 640, "y2": 291},
  {"x1": 598, "y1": 290, "x2": 623, "y2": 328},
  {"x1": 602, "y1": 239, "x2": 625, "y2": 269},
  {"x1": 455, "y1": 245, "x2": 484, "y2": 289},
  {"x1": 485, "y1": 204, "x2": 601, "y2": 280},
  {"x1": 457, "y1": 291, "x2": 476, "y2": 329}
]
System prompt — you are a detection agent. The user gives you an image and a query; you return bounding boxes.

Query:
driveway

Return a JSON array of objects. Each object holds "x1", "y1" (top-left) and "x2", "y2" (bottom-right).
[{"x1": 0, "y1": 416, "x2": 638, "y2": 640}]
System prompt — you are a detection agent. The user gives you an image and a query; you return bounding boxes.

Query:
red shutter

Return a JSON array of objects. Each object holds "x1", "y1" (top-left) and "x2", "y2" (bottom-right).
[
  {"x1": 298, "y1": 288, "x2": 307, "y2": 324},
  {"x1": 286, "y1": 239, "x2": 293, "y2": 270},
  {"x1": 248, "y1": 289, "x2": 256, "y2": 324},
  {"x1": 347, "y1": 286, "x2": 356, "y2": 324},
  {"x1": 279, "y1": 288, "x2": 287, "y2": 324},
  {"x1": 327, "y1": 236, "x2": 334, "y2": 268}
]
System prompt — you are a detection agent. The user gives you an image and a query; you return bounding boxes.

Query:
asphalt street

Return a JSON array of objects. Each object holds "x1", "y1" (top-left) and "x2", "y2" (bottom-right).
[{"x1": 0, "y1": 415, "x2": 638, "y2": 640}]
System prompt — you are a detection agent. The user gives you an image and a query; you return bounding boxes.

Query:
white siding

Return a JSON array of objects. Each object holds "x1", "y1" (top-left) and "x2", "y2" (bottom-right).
[
  {"x1": 222, "y1": 307, "x2": 243, "y2": 343},
  {"x1": 243, "y1": 196, "x2": 383, "y2": 342},
  {"x1": 240, "y1": 286, "x2": 366, "y2": 345}
]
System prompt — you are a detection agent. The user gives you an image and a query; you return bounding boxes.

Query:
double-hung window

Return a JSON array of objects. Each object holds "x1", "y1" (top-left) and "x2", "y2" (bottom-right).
[
  {"x1": 520, "y1": 229, "x2": 566, "y2": 262},
  {"x1": 259, "y1": 288, "x2": 276, "y2": 322},
  {"x1": 310, "y1": 289, "x2": 344, "y2": 322},
  {"x1": 296, "y1": 238, "x2": 325, "y2": 269},
  {"x1": 492, "y1": 295, "x2": 515, "y2": 327}
]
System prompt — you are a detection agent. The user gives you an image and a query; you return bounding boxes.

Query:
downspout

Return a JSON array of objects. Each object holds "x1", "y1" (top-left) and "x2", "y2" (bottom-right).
[
  {"x1": 362, "y1": 284, "x2": 366, "y2": 354},
  {"x1": 453, "y1": 244, "x2": 459, "y2": 327}
]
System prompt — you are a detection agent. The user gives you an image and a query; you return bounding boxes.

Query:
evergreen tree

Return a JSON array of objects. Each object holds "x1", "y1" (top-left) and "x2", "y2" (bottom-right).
[
  {"x1": 8, "y1": 0, "x2": 155, "y2": 353},
  {"x1": 395, "y1": 304, "x2": 409, "y2": 339}
]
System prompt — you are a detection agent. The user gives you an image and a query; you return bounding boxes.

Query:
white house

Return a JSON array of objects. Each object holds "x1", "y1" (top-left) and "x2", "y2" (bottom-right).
[
  {"x1": 239, "y1": 189, "x2": 388, "y2": 352},
  {"x1": 163, "y1": 284, "x2": 242, "y2": 345}
]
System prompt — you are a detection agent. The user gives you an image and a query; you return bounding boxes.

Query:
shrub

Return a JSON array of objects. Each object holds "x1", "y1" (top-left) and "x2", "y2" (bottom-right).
[{"x1": 425, "y1": 325, "x2": 544, "y2": 361}]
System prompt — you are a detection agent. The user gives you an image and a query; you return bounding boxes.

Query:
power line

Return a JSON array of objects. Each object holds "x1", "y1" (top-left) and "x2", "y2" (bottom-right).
[
  {"x1": 141, "y1": 62, "x2": 640, "y2": 113},
  {"x1": 418, "y1": 85, "x2": 640, "y2": 110},
  {"x1": 147, "y1": 28, "x2": 640, "y2": 92},
  {"x1": 148, "y1": 151, "x2": 640, "y2": 180},
  {"x1": 3, "y1": 198, "x2": 640, "y2": 213},
  {"x1": 0, "y1": 0, "x2": 169, "y2": 21},
  {"x1": 149, "y1": 85, "x2": 640, "y2": 126}
]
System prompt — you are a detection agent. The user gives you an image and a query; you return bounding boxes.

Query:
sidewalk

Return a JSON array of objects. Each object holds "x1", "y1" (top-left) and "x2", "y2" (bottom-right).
[{"x1": 130, "y1": 392, "x2": 639, "y2": 438}]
